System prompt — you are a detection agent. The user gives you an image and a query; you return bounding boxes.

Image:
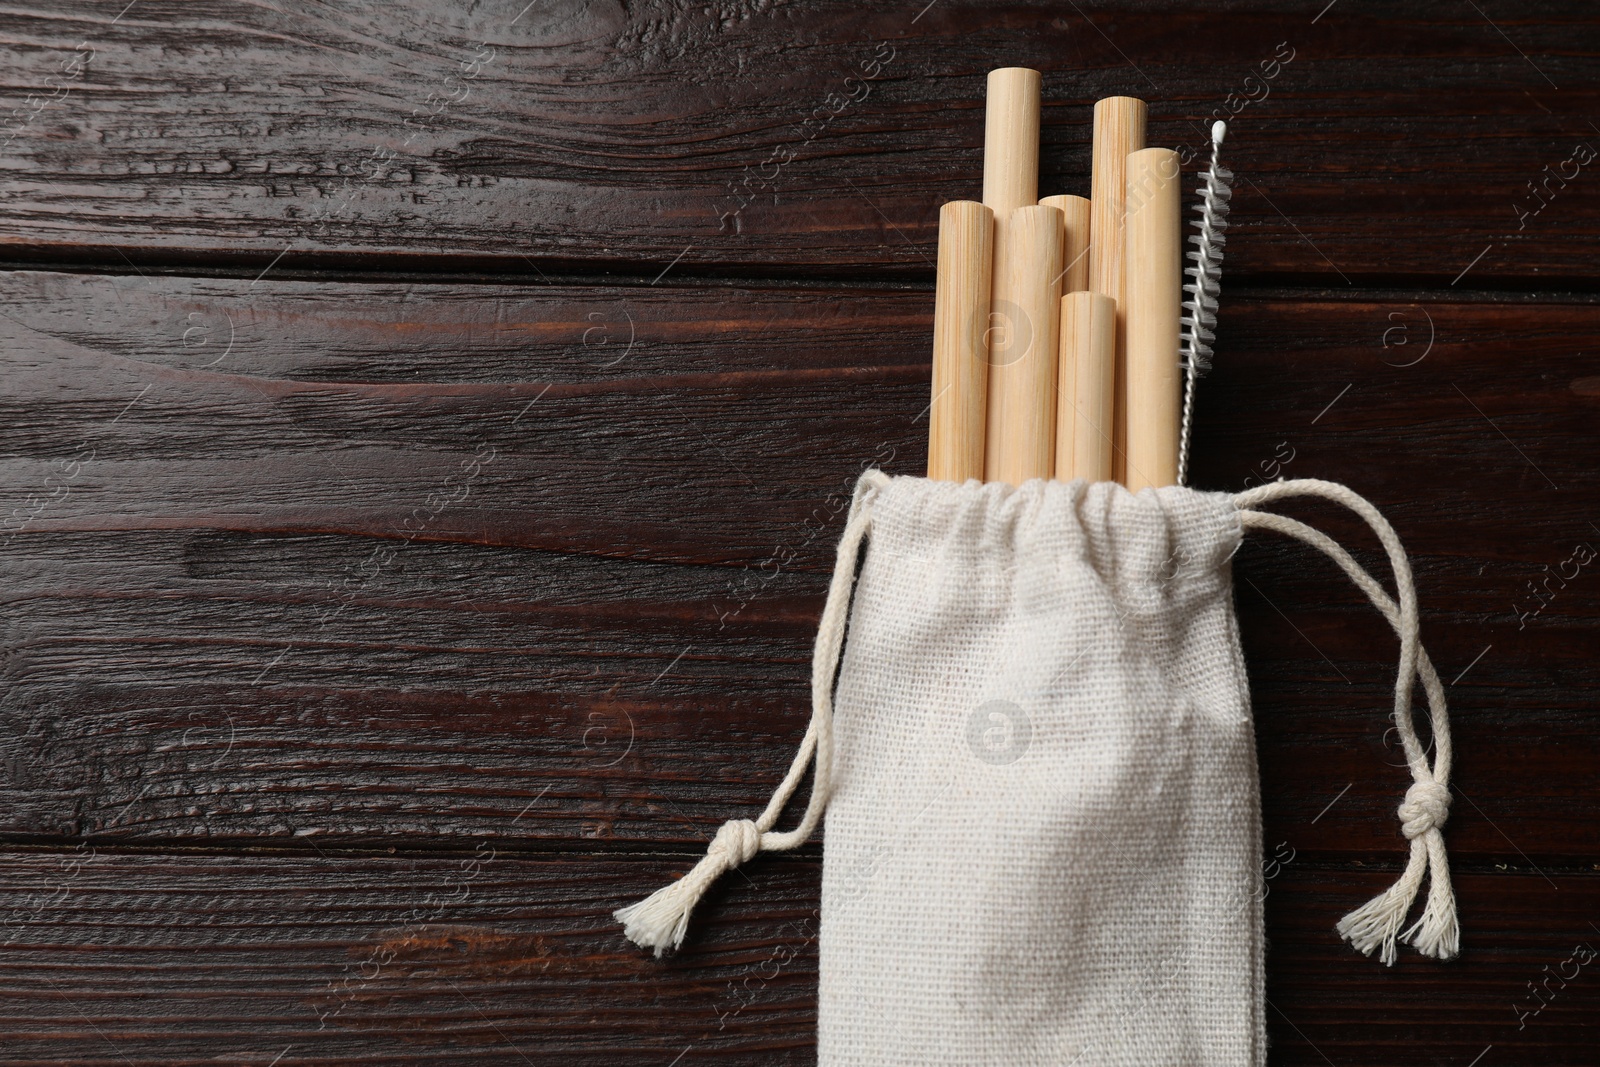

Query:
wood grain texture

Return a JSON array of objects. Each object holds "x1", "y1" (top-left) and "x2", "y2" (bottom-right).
[
  {"x1": 0, "y1": 270, "x2": 1596, "y2": 865},
  {"x1": 0, "y1": 849, "x2": 825, "y2": 1065},
  {"x1": 0, "y1": 851, "x2": 1597, "y2": 1065},
  {"x1": 0, "y1": 2, "x2": 1595, "y2": 282}
]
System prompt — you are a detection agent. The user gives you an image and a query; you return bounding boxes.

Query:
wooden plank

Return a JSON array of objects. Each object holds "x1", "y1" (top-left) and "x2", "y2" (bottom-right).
[
  {"x1": 0, "y1": 850, "x2": 1595, "y2": 1064},
  {"x1": 0, "y1": 269, "x2": 927, "y2": 564},
  {"x1": 0, "y1": 270, "x2": 1597, "y2": 859},
  {"x1": 0, "y1": 3, "x2": 1595, "y2": 282}
]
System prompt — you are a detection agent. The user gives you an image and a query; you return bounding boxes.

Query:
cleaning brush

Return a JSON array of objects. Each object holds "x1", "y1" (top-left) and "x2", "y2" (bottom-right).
[{"x1": 1177, "y1": 119, "x2": 1232, "y2": 486}]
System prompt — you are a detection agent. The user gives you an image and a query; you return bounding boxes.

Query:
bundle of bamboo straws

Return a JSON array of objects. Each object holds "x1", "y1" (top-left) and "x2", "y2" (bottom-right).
[{"x1": 927, "y1": 68, "x2": 1190, "y2": 491}]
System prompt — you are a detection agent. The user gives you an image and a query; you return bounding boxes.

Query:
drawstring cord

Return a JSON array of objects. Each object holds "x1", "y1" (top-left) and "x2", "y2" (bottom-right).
[
  {"x1": 615, "y1": 470, "x2": 889, "y2": 956},
  {"x1": 1236, "y1": 478, "x2": 1458, "y2": 964}
]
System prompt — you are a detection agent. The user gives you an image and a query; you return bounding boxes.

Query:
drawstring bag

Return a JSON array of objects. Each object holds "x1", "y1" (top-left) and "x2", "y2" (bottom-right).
[{"x1": 615, "y1": 472, "x2": 1457, "y2": 1065}]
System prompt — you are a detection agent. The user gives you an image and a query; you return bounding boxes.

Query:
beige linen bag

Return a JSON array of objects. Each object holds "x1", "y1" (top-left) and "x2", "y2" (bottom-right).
[{"x1": 615, "y1": 471, "x2": 1458, "y2": 1066}]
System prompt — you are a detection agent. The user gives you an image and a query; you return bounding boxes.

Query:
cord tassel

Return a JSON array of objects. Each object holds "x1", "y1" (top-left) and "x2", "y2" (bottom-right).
[
  {"x1": 614, "y1": 819, "x2": 763, "y2": 957},
  {"x1": 1335, "y1": 778, "x2": 1455, "y2": 963},
  {"x1": 1237, "y1": 479, "x2": 1459, "y2": 965},
  {"x1": 614, "y1": 470, "x2": 887, "y2": 956}
]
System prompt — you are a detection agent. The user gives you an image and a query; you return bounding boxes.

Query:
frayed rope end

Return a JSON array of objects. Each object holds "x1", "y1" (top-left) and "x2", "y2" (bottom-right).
[
  {"x1": 615, "y1": 819, "x2": 763, "y2": 958},
  {"x1": 1402, "y1": 868, "x2": 1461, "y2": 961},
  {"x1": 1336, "y1": 884, "x2": 1413, "y2": 967},
  {"x1": 1403, "y1": 905, "x2": 1460, "y2": 961},
  {"x1": 614, "y1": 887, "x2": 695, "y2": 959}
]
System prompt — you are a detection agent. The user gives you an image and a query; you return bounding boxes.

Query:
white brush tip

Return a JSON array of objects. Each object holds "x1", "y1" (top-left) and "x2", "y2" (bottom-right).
[{"x1": 1211, "y1": 120, "x2": 1227, "y2": 145}]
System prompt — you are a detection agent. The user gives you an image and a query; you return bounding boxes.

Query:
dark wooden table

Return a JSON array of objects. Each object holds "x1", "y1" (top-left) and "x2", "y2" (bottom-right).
[{"x1": 1, "y1": 2, "x2": 1597, "y2": 1063}]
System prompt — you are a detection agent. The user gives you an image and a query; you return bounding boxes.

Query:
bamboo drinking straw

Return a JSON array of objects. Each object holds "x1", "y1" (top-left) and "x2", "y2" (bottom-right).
[
  {"x1": 982, "y1": 68, "x2": 1041, "y2": 215},
  {"x1": 1123, "y1": 147, "x2": 1182, "y2": 492},
  {"x1": 1040, "y1": 194, "x2": 1091, "y2": 293},
  {"x1": 1057, "y1": 290, "x2": 1116, "y2": 482},
  {"x1": 927, "y1": 200, "x2": 995, "y2": 481},
  {"x1": 981, "y1": 67, "x2": 1048, "y2": 484},
  {"x1": 1040, "y1": 193, "x2": 1091, "y2": 466},
  {"x1": 1088, "y1": 97, "x2": 1146, "y2": 484},
  {"x1": 986, "y1": 204, "x2": 1064, "y2": 484}
]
